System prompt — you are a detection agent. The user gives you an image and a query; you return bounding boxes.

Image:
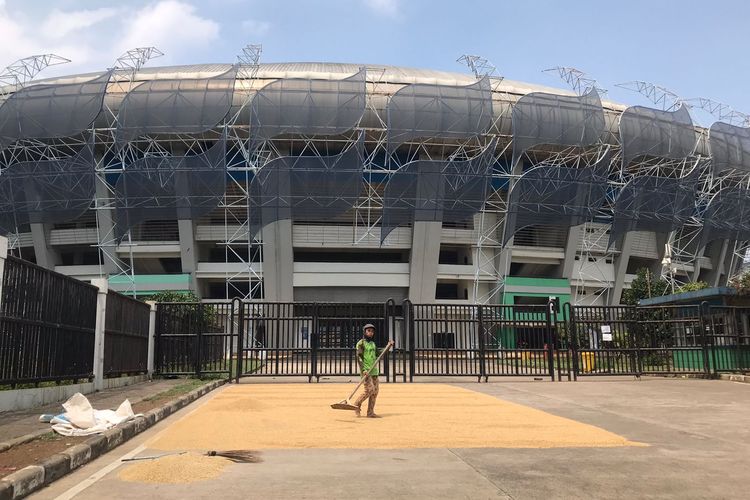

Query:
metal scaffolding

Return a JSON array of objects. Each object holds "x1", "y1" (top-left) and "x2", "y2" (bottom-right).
[{"x1": 1, "y1": 51, "x2": 749, "y2": 305}]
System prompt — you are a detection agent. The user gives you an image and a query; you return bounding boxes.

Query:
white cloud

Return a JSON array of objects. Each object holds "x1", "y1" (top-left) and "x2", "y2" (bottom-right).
[
  {"x1": 40, "y1": 7, "x2": 121, "y2": 39},
  {"x1": 363, "y1": 0, "x2": 400, "y2": 17},
  {"x1": 241, "y1": 18, "x2": 271, "y2": 37},
  {"x1": 0, "y1": 1, "x2": 222, "y2": 78},
  {"x1": 118, "y1": 1, "x2": 220, "y2": 59}
]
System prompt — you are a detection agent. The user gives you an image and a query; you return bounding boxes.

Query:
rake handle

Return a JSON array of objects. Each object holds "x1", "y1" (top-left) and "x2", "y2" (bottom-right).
[{"x1": 347, "y1": 343, "x2": 393, "y2": 400}]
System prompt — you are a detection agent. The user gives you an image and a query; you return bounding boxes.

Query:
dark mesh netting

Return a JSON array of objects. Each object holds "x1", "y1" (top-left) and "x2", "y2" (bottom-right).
[
  {"x1": 115, "y1": 67, "x2": 237, "y2": 146},
  {"x1": 619, "y1": 104, "x2": 697, "y2": 167},
  {"x1": 608, "y1": 171, "x2": 699, "y2": 247},
  {"x1": 248, "y1": 138, "x2": 364, "y2": 240},
  {"x1": 0, "y1": 72, "x2": 111, "y2": 150},
  {"x1": 380, "y1": 142, "x2": 496, "y2": 243},
  {"x1": 511, "y1": 88, "x2": 605, "y2": 164},
  {"x1": 709, "y1": 122, "x2": 750, "y2": 175},
  {"x1": 114, "y1": 137, "x2": 226, "y2": 238},
  {"x1": 700, "y1": 188, "x2": 750, "y2": 248},
  {"x1": 0, "y1": 142, "x2": 94, "y2": 234},
  {"x1": 386, "y1": 77, "x2": 492, "y2": 153},
  {"x1": 249, "y1": 69, "x2": 365, "y2": 147},
  {"x1": 503, "y1": 152, "x2": 611, "y2": 244}
]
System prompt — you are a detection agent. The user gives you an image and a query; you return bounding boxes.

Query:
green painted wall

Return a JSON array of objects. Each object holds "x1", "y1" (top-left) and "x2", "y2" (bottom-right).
[
  {"x1": 673, "y1": 347, "x2": 750, "y2": 372},
  {"x1": 497, "y1": 277, "x2": 572, "y2": 349},
  {"x1": 108, "y1": 274, "x2": 191, "y2": 296}
]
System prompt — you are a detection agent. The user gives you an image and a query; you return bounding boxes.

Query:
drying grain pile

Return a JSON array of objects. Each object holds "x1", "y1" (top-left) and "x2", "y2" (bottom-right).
[
  {"x1": 148, "y1": 384, "x2": 644, "y2": 450},
  {"x1": 119, "y1": 453, "x2": 231, "y2": 484}
]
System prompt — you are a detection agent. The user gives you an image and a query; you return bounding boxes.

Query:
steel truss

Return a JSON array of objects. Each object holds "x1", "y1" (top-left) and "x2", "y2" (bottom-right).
[{"x1": 2, "y1": 52, "x2": 749, "y2": 307}]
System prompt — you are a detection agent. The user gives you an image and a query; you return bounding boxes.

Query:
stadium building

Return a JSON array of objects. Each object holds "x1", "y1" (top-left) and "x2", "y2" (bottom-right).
[{"x1": 0, "y1": 55, "x2": 748, "y2": 306}]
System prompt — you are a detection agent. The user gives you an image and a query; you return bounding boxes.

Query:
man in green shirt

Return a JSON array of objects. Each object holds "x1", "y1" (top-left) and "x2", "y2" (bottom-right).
[{"x1": 353, "y1": 323, "x2": 394, "y2": 418}]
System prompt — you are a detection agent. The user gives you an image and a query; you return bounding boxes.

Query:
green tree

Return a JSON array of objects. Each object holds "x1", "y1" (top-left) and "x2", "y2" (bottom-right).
[
  {"x1": 728, "y1": 268, "x2": 750, "y2": 296},
  {"x1": 675, "y1": 281, "x2": 709, "y2": 294},
  {"x1": 621, "y1": 268, "x2": 671, "y2": 305},
  {"x1": 145, "y1": 290, "x2": 200, "y2": 303}
]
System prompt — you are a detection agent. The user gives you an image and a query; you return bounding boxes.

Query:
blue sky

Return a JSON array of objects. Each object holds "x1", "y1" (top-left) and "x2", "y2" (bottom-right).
[{"x1": 1, "y1": 0, "x2": 747, "y2": 123}]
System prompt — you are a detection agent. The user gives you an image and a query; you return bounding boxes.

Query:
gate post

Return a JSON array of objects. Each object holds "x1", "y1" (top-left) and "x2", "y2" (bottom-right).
[
  {"x1": 546, "y1": 298, "x2": 556, "y2": 381},
  {"x1": 401, "y1": 299, "x2": 409, "y2": 383},
  {"x1": 633, "y1": 307, "x2": 644, "y2": 376},
  {"x1": 477, "y1": 305, "x2": 486, "y2": 382},
  {"x1": 699, "y1": 301, "x2": 712, "y2": 377},
  {"x1": 310, "y1": 303, "x2": 319, "y2": 383},
  {"x1": 234, "y1": 298, "x2": 244, "y2": 384},
  {"x1": 385, "y1": 299, "x2": 395, "y2": 383},
  {"x1": 565, "y1": 303, "x2": 578, "y2": 381},
  {"x1": 404, "y1": 299, "x2": 414, "y2": 382},
  {"x1": 195, "y1": 303, "x2": 204, "y2": 378},
  {"x1": 146, "y1": 301, "x2": 157, "y2": 378}
]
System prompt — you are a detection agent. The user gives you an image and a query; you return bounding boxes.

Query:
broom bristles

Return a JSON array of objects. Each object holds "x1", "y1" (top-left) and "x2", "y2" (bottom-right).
[{"x1": 206, "y1": 450, "x2": 262, "y2": 463}]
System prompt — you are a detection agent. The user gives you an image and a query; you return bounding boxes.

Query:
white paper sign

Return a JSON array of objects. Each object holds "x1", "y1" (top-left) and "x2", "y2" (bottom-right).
[
  {"x1": 601, "y1": 325, "x2": 612, "y2": 341},
  {"x1": 600, "y1": 325, "x2": 611, "y2": 333}
]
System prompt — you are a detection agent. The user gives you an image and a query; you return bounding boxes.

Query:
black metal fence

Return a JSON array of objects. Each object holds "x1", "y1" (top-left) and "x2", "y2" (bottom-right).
[
  {"x1": 103, "y1": 291, "x2": 151, "y2": 377},
  {"x1": 0, "y1": 256, "x2": 98, "y2": 387},
  {"x1": 407, "y1": 303, "x2": 557, "y2": 381},
  {"x1": 234, "y1": 302, "x2": 390, "y2": 382},
  {"x1": 565, "y1": 303, "x2": 750, "y2": 378},
  {"x1": 155, "y1": 302, "x2": 235, "y2": 378},
  {"x1": 152, "y1": 298, "x2": 750, "y2": 382},
  {"x1": 703, "y1": 306, "x2": 750, "y2": 373}
]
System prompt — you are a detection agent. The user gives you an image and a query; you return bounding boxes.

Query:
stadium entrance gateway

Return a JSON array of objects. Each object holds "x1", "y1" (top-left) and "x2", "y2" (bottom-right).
[{"x1": 153, "y1": 298, "x2": 749, "y2": 381}]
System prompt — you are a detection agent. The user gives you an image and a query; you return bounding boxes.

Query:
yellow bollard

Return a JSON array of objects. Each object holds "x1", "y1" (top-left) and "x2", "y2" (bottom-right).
[{"x1": 581, "y1": 352, "x2": 595, "y2": 373}]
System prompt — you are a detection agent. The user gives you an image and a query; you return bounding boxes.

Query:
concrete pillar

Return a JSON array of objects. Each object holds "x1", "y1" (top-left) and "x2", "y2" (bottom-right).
[
  {"x1": 610, "y1": 233, "x2": 635, "y2": 305},
  {"x1": 92, "y1": 278, "x2": 108, "y2": 391},
  {"x1": 0, "y1": 235, "x2": 7, "y2": 309},
  {"x1": 706, "y1": 240, "x2": 730, "y2": 287},
  {"x1": 651, "y1": 232, "x2": 669, "y2": 277},
  {"x1": 146, "y1": 300, "x2": 157, "y2": 378},
  {"x1": 94, "y1": 179, "x2": 121, "y2": 275},
  {"x1": 30, "y1": 223, "x2": 58, "y2": 269},
  {"x1": 691, "y1": 245, "x2": 706, "y2": 282},
  {"x1": 261, "y1": 219, "x2": 294, "y2": 302},
  {"x1": 562, "y1": 225, "x2": 583, "y2": 279},
  {"x1": 178, "y1": 219, "x2": 199, "y2": 294},
  {"x1": 408, "y1": 221, "x2": 441, "y2": 303}
]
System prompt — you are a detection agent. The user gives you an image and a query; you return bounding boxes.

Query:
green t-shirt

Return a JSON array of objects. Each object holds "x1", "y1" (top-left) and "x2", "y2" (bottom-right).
[{"x1": 356, "y1": 338, "x2": 379, "y2": 376}]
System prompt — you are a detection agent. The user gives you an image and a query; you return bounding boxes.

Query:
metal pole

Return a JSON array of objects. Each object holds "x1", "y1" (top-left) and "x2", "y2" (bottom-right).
[
  {"x1": 477, "y1": 305, "x2": 486, "y2": 382},
  {"x1": 146, "y1": 301, "x2": 157, "y2": 378},
  {"x1": 547, "y1": 298, "x2": 556, "y2": 381},
  {"x1": 196, "y1": 303, "x2": 204, "y2": 378}
]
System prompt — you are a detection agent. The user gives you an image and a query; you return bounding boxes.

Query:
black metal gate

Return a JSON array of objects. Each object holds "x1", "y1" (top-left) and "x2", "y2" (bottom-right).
[
  {"x1": 154, "y1": 299, "x2": 749, "y2": 382},
  {"x1": 565, "y1": 303, "x2": 709, "y2": 378},
  {"x1": 405, "y1": 301, "x2": 559, "y2": 381},
  {"x1": 234, "y1": 302, "x2": 389, "y2": 381},
  {"x1": 155, "y1": 301, "x2": 235, "y2": 378}
]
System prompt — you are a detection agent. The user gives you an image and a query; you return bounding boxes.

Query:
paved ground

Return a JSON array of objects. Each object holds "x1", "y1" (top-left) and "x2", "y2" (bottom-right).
[
  {"x1": 30, "y1": 378, "x2": 750, "y2": 500},
  {"x1": 0, "y1": 379, "x2": 186, "y2": 443}
]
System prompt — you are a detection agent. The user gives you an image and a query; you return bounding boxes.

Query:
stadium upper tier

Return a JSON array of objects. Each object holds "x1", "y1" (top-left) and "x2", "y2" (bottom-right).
[
  {"x1": 1, "y1": 62, "x2": 749, "y2": 250},
  {"x1": 0, "y1": 61, "x2": 726, "y2": 158}
]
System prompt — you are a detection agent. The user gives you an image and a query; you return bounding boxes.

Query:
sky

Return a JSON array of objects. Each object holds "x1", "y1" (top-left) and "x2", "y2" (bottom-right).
[{"x1": 1, "y1": 0, "x2": 748, "y2": 125}]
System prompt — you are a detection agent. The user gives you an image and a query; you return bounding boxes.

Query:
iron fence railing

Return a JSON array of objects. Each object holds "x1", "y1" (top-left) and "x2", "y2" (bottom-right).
[
  {"x1": 0, "y1": 256, "x2": 98, "y2": 387},
  {"x1": 103, "y1": 290, "x2": 151, "y2": 377},
  {"x1": 151, "y1": 299, "x2": 750, "y2": 382}
]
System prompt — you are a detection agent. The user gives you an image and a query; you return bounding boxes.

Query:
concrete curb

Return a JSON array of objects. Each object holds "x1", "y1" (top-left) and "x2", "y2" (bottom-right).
[
  {"x1": 0, "y1": 379, "x2": 226, "y2": 500},
  {"x1": 0, "y1": 430, "x2": 53, "y2": 454},
  {"x1": 719, "y1": 373, "x2": 750, "y2": 384},
  {"x1": 681, "y1": 373, "x2": 750, "y2": 384}
]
